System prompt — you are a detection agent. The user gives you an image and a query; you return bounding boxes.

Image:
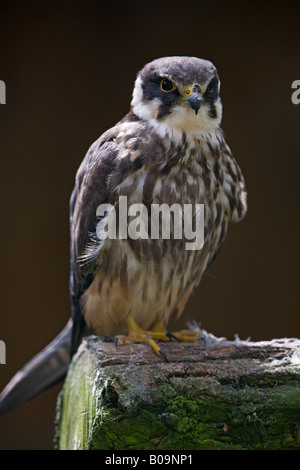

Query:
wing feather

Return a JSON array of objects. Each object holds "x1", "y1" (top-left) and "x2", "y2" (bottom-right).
[{"x1": 69, "y1": 134, "x2": 120, "y2": 352}]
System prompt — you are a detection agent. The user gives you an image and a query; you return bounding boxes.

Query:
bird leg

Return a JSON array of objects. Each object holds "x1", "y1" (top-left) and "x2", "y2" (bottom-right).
[
  {"x1": 115, "y1": 315, "x2": 169, "y2": 361},
  {"x1": 167, "y1": 329, "x2": 205, "y2": 343},
  {"x1": 115, "y1": 316, "x2": 204, "y2": 362},
  {"x1": 146, "y1": 322, "x2": 203, "y2": 343},
  {"x1": 147, "y1": 319, "x2": 203, "y2": 343}
]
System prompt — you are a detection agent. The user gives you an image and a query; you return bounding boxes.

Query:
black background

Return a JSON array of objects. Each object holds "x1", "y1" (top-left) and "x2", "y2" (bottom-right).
[{"x1": 0, "y1": 0, "x2": 299, "y2": 449}]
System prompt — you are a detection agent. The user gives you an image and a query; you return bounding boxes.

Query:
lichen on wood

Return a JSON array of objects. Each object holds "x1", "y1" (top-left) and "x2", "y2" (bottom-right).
[{"x1": 55, "y1": 335, "x2": 300, "y2": 450}]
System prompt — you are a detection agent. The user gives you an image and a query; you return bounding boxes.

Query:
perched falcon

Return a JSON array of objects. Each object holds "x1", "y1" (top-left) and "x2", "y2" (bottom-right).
[{"x1": 0, "y1": 56, "x2": 247, "y2": 416}]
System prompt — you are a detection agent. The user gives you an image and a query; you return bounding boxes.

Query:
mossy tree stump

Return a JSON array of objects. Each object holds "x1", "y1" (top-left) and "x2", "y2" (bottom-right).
[{"x1": 55, "y1": 335, "x2": 300, "y2": 450}]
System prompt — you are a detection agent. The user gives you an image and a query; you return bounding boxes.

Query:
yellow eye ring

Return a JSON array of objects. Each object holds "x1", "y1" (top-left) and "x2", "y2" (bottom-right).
[{"x1": 160, "y1": 79, "x2": 176, "y2": 93}]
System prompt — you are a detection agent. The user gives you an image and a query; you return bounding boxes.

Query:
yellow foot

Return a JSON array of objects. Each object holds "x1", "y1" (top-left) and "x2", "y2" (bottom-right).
[
  {"x1": 115, "y1": 316, "x2": 204, "y2": 362},
  {"x1": 169, "y1": 329, "x2": 205, "y2": 343},
  {"x1": 115, "y1": 316, "x2": 169, "y2": 361}
]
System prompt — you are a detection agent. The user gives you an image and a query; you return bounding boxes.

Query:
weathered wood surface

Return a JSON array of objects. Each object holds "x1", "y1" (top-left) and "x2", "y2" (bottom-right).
[{"x1": 55, "y1": 334, "x2": 300, "y2": 450}]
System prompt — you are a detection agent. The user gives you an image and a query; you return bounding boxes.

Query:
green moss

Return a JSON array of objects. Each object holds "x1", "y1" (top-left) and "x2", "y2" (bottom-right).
[{"x1": 57, "y1": 349, "x2": 98, "y2": 450}]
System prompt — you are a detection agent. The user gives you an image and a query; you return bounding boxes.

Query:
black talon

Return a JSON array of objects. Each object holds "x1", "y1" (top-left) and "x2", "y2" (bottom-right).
[
  {"x1": 159, "y1": 349, "x2": 168, "y2": 362},
  {"x1": 198, "y1": 336, "x2": 206, "y2": 345},
  {"x1": 165, "y1": 332, "x2": 180, "y2": 342}
]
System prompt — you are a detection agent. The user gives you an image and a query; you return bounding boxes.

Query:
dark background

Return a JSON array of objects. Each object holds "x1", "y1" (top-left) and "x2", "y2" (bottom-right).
[{"x1": 0, "y1": 0, "x2": 299, "y2": 449}]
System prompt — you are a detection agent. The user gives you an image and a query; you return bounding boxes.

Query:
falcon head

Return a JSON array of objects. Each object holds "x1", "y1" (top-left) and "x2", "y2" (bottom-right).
[{"x1": 131, "y1": 56, "x2": 222, "y2": 136}]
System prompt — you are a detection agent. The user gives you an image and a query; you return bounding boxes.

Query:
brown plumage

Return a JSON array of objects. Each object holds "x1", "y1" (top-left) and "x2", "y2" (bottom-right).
[{"x1": 0, "y1": 56, "x2": 247, "y2": 417}]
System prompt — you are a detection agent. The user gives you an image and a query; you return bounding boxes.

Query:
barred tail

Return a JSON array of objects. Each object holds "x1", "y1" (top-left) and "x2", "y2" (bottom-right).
[{"x1": 0, "y1": 320, "x2": 72, "y2": 417}]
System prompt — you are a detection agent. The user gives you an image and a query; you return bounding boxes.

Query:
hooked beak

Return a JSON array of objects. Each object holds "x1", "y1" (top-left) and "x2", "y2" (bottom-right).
[{"x1": 184, "y1": 84, "x2": 202, "y2": 115}]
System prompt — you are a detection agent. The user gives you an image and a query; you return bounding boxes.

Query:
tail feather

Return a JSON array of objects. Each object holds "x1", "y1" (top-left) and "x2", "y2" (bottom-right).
[{"x1": 0, "y1": 320, "x2": 72, "y2": 418}]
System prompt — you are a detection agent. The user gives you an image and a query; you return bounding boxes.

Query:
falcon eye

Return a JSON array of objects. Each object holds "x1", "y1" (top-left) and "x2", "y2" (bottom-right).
[
  {"x1": 207, "y1": 80, "x2": 218, "y2": 95},
  {"x1": 208, "y1": 85, "x2": 215, "y2": 93},
  {"x1": 160, "y1": 79, "x2": 176, "y2": 92}
]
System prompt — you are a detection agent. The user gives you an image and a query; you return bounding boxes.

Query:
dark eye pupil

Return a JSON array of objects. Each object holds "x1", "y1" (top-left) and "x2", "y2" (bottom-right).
[{"x1": 161, "y1": 79, "x2": 173, "y2": 91}]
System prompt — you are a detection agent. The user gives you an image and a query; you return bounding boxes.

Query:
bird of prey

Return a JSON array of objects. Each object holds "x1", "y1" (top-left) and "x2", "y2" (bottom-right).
[{"x1": 0, "y1": 56, "x2": 247, "y2": 416}]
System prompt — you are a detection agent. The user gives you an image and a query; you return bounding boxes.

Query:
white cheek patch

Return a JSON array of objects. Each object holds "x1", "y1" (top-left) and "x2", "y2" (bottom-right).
[
  {"x1": 131, "y1": 76, "x2": 143, "y2": 108},
  {"x1": 131, "y1": 76, "x2": 161, "y2": 121},
  {"x1": 134, "y1": 99, "x2": 161, "y2": 121}
]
